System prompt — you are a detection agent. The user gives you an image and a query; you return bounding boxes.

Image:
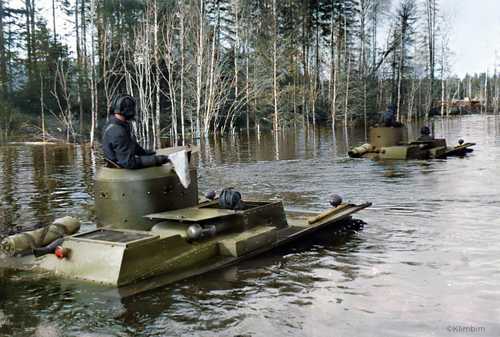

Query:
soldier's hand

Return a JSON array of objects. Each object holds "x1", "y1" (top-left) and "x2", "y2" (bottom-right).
[{"x1": 155, "y1": 155, "x2": 170, "y2": 166}]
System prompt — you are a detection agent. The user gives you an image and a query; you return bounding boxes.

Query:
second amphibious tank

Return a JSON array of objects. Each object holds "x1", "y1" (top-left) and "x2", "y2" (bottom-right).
[{"x1": 348, "y1": 126, "x2": 475, "y2": 160}]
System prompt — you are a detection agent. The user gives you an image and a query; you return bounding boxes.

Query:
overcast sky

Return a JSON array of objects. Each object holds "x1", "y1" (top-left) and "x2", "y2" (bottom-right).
[
  {"x1": 440, "y1": 0, "x2": 500, "y2": 76},
  {"x1": 15, "y1": 0, "x2": 500, "y2": 77}
]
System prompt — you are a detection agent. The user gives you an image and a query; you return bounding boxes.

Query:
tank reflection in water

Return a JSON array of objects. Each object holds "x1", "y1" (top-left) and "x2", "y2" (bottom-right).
[{"x1": 1, "y1": 115, "x2": 500, "y2": 337}]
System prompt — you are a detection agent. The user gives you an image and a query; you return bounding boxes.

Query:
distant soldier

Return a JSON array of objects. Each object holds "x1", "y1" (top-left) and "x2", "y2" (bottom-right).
[
  {"x1": 102, "y1": 94, "x2": 169, "y2": 169},
  {"x1": 417, "y1": 126, "x2": 433, "y2": 142},
  {"x1": 381, "y1": 104, "x2": 399, "y2": 127}
]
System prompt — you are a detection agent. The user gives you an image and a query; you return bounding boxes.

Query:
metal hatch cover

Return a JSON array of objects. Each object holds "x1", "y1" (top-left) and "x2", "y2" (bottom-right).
[
  {"x1": 71, "y1": 228, "x2": 160, "y2": 248},
  {"x1": 75, "y1": 229, "x2": 154, "y2": 243},
  {"x1": 145, "y1": 206, "x2": 237, "y2": 222},
  {"x1": 144, "y1": 200, "x2": 280, "y2": 223}
]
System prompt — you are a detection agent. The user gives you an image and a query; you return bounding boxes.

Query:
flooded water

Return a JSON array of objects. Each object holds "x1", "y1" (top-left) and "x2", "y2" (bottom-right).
[{"x1": 0, "y1": 115, "x2": 499, "y2": 337}]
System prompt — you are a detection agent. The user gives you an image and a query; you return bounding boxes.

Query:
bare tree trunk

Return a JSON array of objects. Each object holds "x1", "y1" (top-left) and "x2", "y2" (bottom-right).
[
  {"x1": 154, "y1": 0, "x2": 160, "y2": 148},
  {"x1": 75, "y1": 0, "x2": 84, "y2": 137},
  {"x1": 245, "y1": 34, "x2": 250, "y2": 130},
  {"x1": 468, "y1": 76, "x2": 472, "y2": 100},
  {"x1": 484, "y1": 71, "x2": 488, "y2": 113},
  {"x1": 81, "y1": 0, "x2": 88, "y2": 71},
  {"x1": 495, "y1": 65, "x2": 499, "y2": 114},
  {"x1": 293, "y1": 58, "x2": 297, "y2": 129},
  {"x1": 396, "y1": 23, "x2": 404, "y2": 121},
  {"x1": 75, "y1": 0, "x2": 84, "y2": 118},
  {"x1": 272, "y1": 0, "x2": 279, "y2": 132},
  {"x1": 497, "y1": 76, "x2": 499, "y2": 114},
  {"x1": 330, "y1": 3, "x2": 337, "y2": 129},
  {"x1": 312, "y1": 5, "x2": 320, "y2": 131},
  {"x1": 30, "y1": 0, "x2": 36, "y2": 73},
  {"x1": 344, "y1": 53, "x2": 351, "y2": 128},
  {"x1": 445, "y1": 78, "x2": 451, "y2": 116},
  {"x1": 440, "y1": 33, "x2": 446, "y2": 117},
  {"x1": 89, "y1": 0, "x2": 97, "y2": 147},
  {"x1": 425, "y1": 0, "x2": 436, "y2": 118},
  {"x1": 344, "y1": 14, "x2": 350, "y2": 128},
  {"x1": 360, "y1": 0, "x2": 369, "y2": 139},
  {"x1": 24, "y1": 0, "x2": 32, "y2": 81},
  {"x1": 179, "y1": 1, "x2": 185, "y2": 144},
  {"x1": 52, "y1": 0, "x2": 57, "y2": 44},
  {"x1": 407, "y1": 76, "x2": 417, "y2": 122},
  {"x1": 0, "y1": 0, "x2": 8, "y2": 96},
  {"x1": 233, "y1": 0, "x2": 240, "y2": 121},
  {"x1": 440, "y1": 73, "x2": 445, "y2": 117},
  {"x1": 53, "y1": 61, "x2": 74, "y2": 143},
  {"x1": 195, "y1": 0, "x2": 204, "y2": 138},
  {"x1": 302, "y1": 2, "x2": 309, "y2": 127},
  {"x1": 331, "y1": 52, "x2": 338, "y2": 129},
  {"x1": 371, "y1": 0, "x2": 378, "y2": 70},
  {"x1": 40, "y1": 72, "x2": 45, "y2": 142},
  {"x1": 162, "y1": 13, "x2": 178, "y2": 144},
  {"x1": 204, "y1": 27, "x2": 217, "y2": 135}
]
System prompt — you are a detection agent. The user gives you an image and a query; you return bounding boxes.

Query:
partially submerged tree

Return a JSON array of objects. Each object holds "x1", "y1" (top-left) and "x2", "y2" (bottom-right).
[{"x1": 1, "y1": 0, "x2": 493, "y2": 144}]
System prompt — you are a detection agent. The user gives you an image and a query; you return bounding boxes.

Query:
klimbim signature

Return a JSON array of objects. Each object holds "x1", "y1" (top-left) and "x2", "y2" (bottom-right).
[{"x1": 447, "y1": 325, "x2": 486, "y2": 334}]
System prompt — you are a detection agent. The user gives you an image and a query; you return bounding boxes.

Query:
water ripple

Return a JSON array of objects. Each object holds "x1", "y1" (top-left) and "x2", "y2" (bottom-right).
[{"x1": 0, "y1": 116, "x2": 499, "y2": 336}]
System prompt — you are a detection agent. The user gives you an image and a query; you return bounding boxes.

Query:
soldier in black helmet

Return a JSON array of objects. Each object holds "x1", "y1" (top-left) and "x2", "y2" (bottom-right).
[
  {"x1": 381, "y1": 104, "x2": 399, "y2": 127},
  {"x1": 102, "y1": 94, "x2": 169, "y2": 169},
  {"x1": 417, "y1": 126, "x2": 433, "y2": 142}
]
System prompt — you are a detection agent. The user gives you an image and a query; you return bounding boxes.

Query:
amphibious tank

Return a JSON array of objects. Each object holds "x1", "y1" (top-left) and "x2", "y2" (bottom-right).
[
  {"x1": 348, "y1": 126, "x2": 475, "y2": 160},
  {"x1": 0, "y1": 146, "x2": 371, "y2": 296}
]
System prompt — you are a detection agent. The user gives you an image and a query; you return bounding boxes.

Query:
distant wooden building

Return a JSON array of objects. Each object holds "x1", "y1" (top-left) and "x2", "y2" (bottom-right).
[{"x1": 432, "y1": 98, "x2": 482, "y2": 115}]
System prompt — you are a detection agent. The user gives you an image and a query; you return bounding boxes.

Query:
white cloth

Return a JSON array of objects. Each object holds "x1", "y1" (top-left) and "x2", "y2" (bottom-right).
[{"x1": 168, "y1": 150, "x2": 191, "y2": 189}]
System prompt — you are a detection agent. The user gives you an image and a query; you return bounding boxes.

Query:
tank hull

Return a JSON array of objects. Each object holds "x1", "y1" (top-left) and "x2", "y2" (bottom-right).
[
  {"x1": 348, "y1": 127, "x2": 475, "y2": 160},
  {"x1": 0, "y1": 201, "x2": 371, "y2": 296},
  {"x1": 350, "y1": 142, "x2": 475, "y2": 160},
  {"x1": 0, "y1": 146, "x2": 370, "y2": 297}
]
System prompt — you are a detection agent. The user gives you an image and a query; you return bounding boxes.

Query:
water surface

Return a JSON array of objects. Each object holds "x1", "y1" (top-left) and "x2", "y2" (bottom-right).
[{"x1": 0, "y1": 115, "x2": 499, "y2": 337}]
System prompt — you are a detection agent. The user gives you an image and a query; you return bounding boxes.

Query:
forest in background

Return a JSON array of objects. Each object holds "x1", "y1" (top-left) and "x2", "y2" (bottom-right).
[{"x1": 0, "y1": 0, "x2": 498, "y2": 147}]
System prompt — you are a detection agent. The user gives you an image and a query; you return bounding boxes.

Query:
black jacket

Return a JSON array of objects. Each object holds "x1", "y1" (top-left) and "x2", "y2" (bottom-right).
[{"x1": 102, "y1": 116, "x2": 151, "y2": 169}]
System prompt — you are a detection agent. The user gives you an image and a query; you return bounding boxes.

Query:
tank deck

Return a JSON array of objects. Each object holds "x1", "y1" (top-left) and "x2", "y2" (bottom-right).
[
  {"x1": 115, "y1": 202, "x2": 371, "y2": 297},
  {"x1": 0, "y1": 202, "x2": 371, "y2": 297}
]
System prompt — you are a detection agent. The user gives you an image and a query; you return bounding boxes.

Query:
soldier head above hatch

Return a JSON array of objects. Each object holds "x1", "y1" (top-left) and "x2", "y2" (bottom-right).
[
  {"x1": 381, "y1": 104, "x2": 402, "y2": 128},
  {"x1": 102, "y1": 93, "x2": 169, "y2": 169}
]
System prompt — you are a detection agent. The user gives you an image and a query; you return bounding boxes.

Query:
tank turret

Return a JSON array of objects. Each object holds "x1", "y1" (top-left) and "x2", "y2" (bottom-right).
[
  {"x1": 369, "y1": 126, "x2": 405, "y2": 148},
  {"x1": 94, "y1": 164, "x2": 198, "y2": 231}
]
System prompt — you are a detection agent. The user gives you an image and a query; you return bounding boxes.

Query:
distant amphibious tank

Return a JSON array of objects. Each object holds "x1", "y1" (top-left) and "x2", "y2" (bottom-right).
[
  {"x1": 348, "y1": 126, "x2": 475, "y2": 160},
  {"x1": 0, "y1": 146, "x2": 370, "y2": 296}
]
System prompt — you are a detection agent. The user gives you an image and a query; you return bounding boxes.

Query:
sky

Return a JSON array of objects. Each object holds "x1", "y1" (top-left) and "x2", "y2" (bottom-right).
[
  {"x1": 440, "y1": 0, "x2": 500, "y2": 76},
  {"x1": 12, "y1": 0, "x2": 500, "y2": 78}
]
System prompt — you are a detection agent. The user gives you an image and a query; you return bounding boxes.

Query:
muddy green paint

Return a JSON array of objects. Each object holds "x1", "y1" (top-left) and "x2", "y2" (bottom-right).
[
  {"x1": 94, "y1": 165, "x2": 198, "y2": 230},
  {"x1": 1, "y1": 146, "x2": 370, "y2": 292},
  {"x1": 30, "y1": 201, "x2": 370, "y2": 289},
  {"x1": 348, "y1": 126, "x2": 475, "y2": 160}
]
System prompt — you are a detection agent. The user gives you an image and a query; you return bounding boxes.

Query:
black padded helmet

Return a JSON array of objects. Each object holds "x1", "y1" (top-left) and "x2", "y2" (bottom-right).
[
  {"x1": 111, "y1": 94, "x2": 136, "y2": 120},
  {"x1": 420, "y1": 126, "x2": 431, "y2": 135}
]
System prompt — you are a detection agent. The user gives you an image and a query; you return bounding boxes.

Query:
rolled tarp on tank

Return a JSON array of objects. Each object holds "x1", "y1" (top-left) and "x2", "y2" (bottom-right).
[
  {"x1": 348, "y1": 143, "x2": 374, "y2": 158},
  {"x1": 0, "y1": 216, "x2": 80, "y2": 256}
]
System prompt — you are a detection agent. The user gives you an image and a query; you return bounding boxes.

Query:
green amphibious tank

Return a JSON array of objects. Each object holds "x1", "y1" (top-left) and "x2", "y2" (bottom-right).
[
  {"x1": 0, "y1": 146, "x2": 370, "y2": 295},
  {"x1": 348, "y1": 126, "x2": 475, "y2": 160}
]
